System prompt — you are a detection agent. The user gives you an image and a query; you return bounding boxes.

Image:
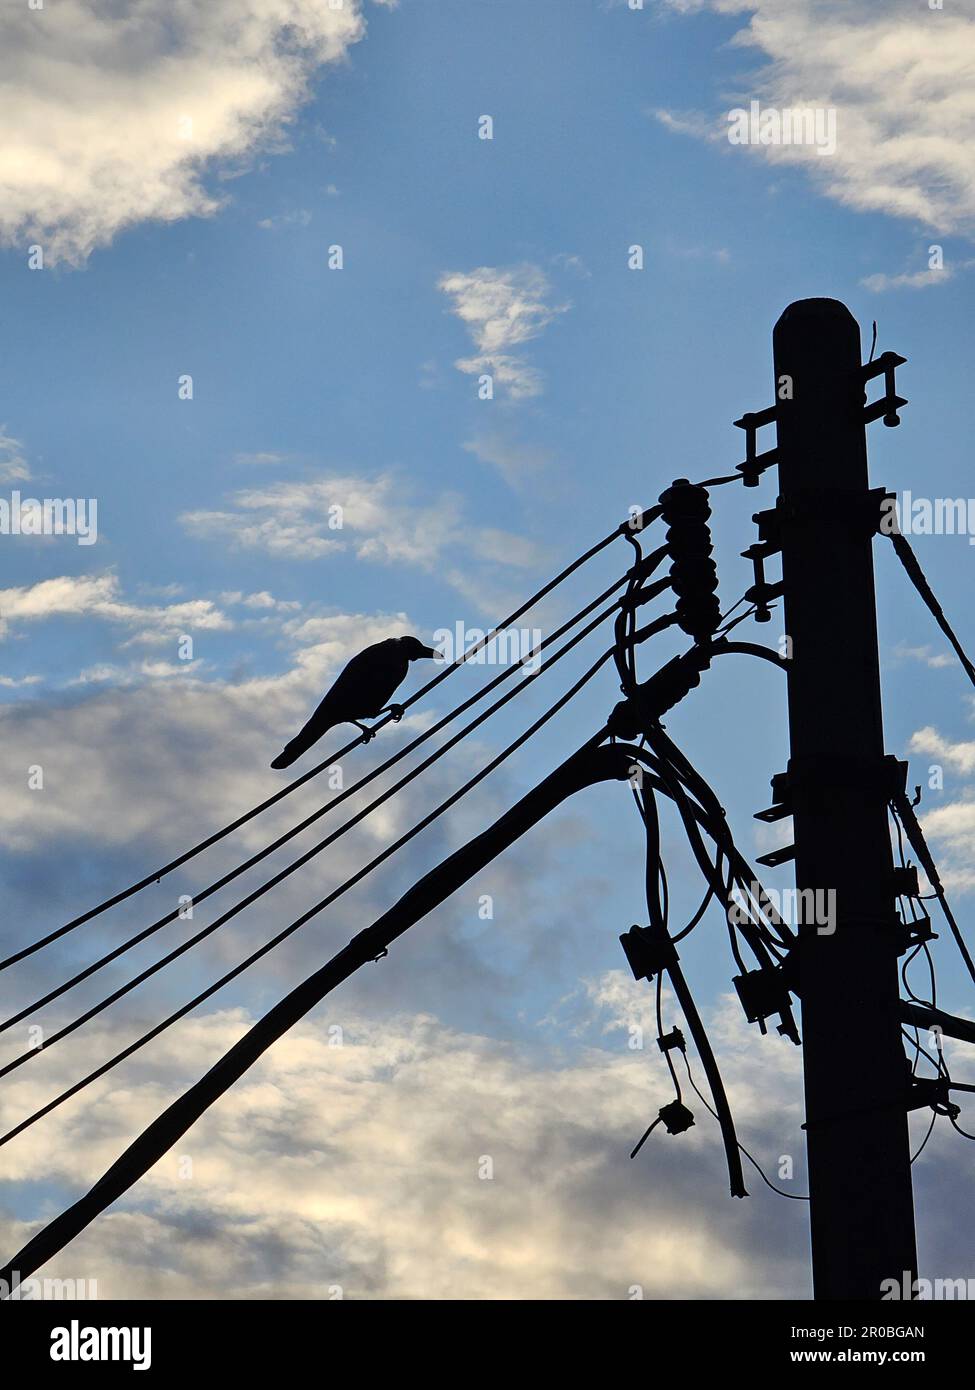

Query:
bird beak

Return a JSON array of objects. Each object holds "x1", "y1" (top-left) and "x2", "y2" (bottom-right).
[{"x1": 419, "y1": 645, "x2": 439, "y2": 659}]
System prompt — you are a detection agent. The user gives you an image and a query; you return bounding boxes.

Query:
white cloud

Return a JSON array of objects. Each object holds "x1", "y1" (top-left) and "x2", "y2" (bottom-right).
[
  {"x1": 0, "y1": 0, "x2": 368, "y2": 264},
  {"x1": 182, "y1": 473, "x2": 449, "y2": 566},
  {"x1": 181, "y1": 472, "x2": 542, "y2": 586},
  {"x1": 0, "y1": 663, "x2": 969, "y2": 1294},
  {"x1": 0, "y1": 606, "x2": 427, "y2": 853},
  {"x1": 257, "y1": 209, "x2": 312, "y2": 231},
  {"x1": 0, "y1": 674, "x2": 42, "y2": 689},
  {"x1": 656, "y1": 0, "x2": 975, "y2": 233},
  {"x1": 910, "y1": 726, "x2": 975, "y2": 776},
  {"x1": 862, "y1": 268, "x2": 955, "y2": 293},
  {"x1": 438, "y1": 265, "x2": 569, "y2": 400},
  {"x1": 894, "y1": 645, "x2": 956, "y2": 670},
  {"x1": 0, "y1": 990, "x2": 810, "y2": 1299},
  {"x1": 233, "y1": 452, "x2": 289, "y2": 467},
  {"x1": 910, "y1": 729, "x2": 975, "y2": 892},
  {"x1": 463, "y1": 434, "x2": 554, "y2": 492},
  {"x1": 0, "y1": 573, "x2": 232, "y2": 646},
  {"x1": 0, "y1": 431, "x2": 30, "y2": 485},
  {"x1": 220, "y1": 589, "x2": 301, "y2": 612},
  {"x1": 2, "y1": 982, "x2": 967, "y2": 1299}
]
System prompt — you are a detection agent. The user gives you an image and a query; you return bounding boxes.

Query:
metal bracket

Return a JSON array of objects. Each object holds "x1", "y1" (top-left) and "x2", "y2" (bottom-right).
[
  {"x1": 859, "y1": 351, "x2": 908, "y2": 428},
  {"x1": 905, "y1": 1076, "x2": 958, "y2": 1118},
  {"x1": 756, "y1": 843, "x2": 796, "y2": 869},
  {"x1": 741, "y1": 542, "x2": 783, "y2": 623},
  {"x1": 732, "y1": 962, "x2": 800, "y2": 1042},
  {"x1": 732, "y1": 404, "x2": 779, "y2": 487},
  {"x1": 754, "y1": 485, "x2": 892, "y2": 548},
  {"x1": 895, "y1": 913, "x2": 937, "y2": 956}
]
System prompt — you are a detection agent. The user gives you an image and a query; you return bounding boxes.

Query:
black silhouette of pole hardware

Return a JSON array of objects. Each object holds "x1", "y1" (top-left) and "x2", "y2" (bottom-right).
[
  {"x1": 5, "y1": 298, "x2": 971, "y2": 1304},
  {"x1": 769, "y1": 298, "x2": 918, "y2": 1300}
]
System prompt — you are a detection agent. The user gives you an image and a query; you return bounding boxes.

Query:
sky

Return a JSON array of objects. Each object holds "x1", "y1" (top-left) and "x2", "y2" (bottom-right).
[{"x1": 0, "y1": 0, "x2": 974, "y2": 1300}]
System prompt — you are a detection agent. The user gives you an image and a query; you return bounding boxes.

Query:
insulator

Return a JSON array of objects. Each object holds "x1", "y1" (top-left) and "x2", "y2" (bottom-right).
[{"x1": 658, "y1": 478, "x2": 722, "y2": 640}]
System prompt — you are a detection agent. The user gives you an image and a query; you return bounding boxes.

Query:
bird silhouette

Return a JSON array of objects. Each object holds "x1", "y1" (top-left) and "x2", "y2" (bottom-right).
[{"x1": 271, "y1": 634, "x2": 439, "y2": 769}]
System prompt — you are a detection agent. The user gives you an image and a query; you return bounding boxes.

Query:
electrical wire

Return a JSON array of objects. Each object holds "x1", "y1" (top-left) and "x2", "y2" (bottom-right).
[
  {"x1": 888, "y1": 531, "x2": 975, "y2": 691},
  {"x1": 682, "y1": 1052, "x2": 809, "y2": 1201},
  {"x1": 888, "y1": 796, "x2": 975, "y2": 991},
  {"x1": 0, "y1": 520, "x2": 642, "y2": 974},
  {"x1": 629, "y1": 1115, "x2": 662, "y2": 1160},
  {"x1": 911, "y1": 1111, "x2": 938, "y2": 1164},
  {"x1": 0, "y1": 573, "x2": 635, "y2": 1036},
  {"x1": 0, "y1": 635, "x2": 620, "y2": 1149},
  {"x1": 0, "y1": 599, "x2": 631, "y2": 1086},
  {"x1": 628, "y1": 767, "x2": 747, "y2": 1197}
]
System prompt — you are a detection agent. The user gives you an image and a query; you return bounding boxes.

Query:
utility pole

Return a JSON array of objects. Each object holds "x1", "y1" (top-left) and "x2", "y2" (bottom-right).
[{"x1": 771, "y1": 298, "x2": 918, "y2": 1299}]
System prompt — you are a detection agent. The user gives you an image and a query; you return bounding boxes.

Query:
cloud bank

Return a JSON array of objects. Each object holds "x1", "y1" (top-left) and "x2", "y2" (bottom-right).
[{"x1": 0, "y1": 0, "x2": 368, "y2": 264}]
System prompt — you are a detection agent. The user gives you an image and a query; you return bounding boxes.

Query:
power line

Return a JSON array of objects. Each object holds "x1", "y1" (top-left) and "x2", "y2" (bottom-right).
[
  {"x1": 0, "y1": 629, "x2": 623, "y2": 1148},
  {"x1": 888, "y1": 794, "x2": 975, "y2": 990},
  {"x1": 0, "y1": 520, "x2": 643, "y2": 975},
  {"x1": 0, "y1": 733, "x2": 638, "y2": 1296},
  {"x1": 888, "y1": 531, "x2": 975, "y2": 692},
  {"x1": 911, "y1": 1112, "x2": 938, "y2": 1164},
  {"x1": 682, "y1": 1052, "x2": 809, "y2": 1202},
  {"x1": 628, "y1": 757, "x2": 748, "y2": 1198},
  {"x1": 0, "y1": 571, "x2": 639, "y2": 1038}
]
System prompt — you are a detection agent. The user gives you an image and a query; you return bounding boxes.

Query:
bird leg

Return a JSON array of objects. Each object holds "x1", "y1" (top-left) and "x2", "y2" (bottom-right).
[
  {"x1": 380, "y1": 703, "x2": 405, "y2": 722},
  {"x1": 352, "y1": 720, "x2": 376, "y2": 742}
]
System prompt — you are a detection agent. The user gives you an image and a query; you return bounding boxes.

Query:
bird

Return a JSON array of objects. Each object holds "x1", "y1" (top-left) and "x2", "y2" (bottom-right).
[{"x1": 270, "y1": 634, "x2": 439, "y2": 769}]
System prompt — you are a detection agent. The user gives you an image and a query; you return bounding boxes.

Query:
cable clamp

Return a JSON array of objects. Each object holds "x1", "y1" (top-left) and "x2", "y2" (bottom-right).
[
  {"x1": 619, "y1": 924, "x2": 678, "y2": 983},
  {"x1": 607, "y1": 645, "x2": 714, "y2": 737},
  {"x1": 658, "y1": 1099, "x2": 695, "y2": 1135},
  {"x1": 657, "y1": 1026, "x2": 686, "y2": 1055}
]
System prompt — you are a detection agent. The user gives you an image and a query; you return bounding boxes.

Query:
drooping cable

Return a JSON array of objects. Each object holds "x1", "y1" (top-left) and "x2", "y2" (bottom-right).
[
  {"x1": 0, "y1": 638, "x2": 621, "y2": 1149},
  {"x1": 628, "y1": 778, "x2": 748, "y2": 1198},
  {"x1": 681, "y1": 1052, "x2": 809, "y2": 1201},
  {"x1": 0, "y1": 599, "x2": 634, "y2": 1086},
  {"x1": 0, "y1": 572, "x2": 635, "y2": 1035},
  {"x1": 0, "y1": 519, "x2": 647, "y2": 973}
]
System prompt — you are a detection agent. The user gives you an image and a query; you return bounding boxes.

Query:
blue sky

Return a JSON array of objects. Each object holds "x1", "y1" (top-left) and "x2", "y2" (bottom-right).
[{"x1": 0, "y1": 0, "x2": 973, "y2": 1299}]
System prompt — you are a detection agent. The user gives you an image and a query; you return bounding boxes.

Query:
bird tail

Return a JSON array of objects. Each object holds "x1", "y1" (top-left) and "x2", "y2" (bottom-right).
[{"x1": 270, "y1": 717, "x2": 334, "y2": 770}]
